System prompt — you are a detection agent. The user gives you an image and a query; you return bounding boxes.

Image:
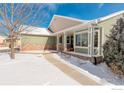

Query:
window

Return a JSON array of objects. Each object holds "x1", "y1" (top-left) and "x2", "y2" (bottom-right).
[
  {"x1": 81, "y1": 33, "x2": 88, "y2": 47},
  {"x1": 76, "y1": 34, "x2": 81, "y2": 46},
  {"x1": 94, "y1": 31, "x2": 98, "y2": 47},
  {"x1": 75, "y1": 32, "x2": 88, "y2": 47},
  {"x1": 59, "y1": 36, "x2": 62, "y2": 43},
  {"x1": 67, "y1": 36, "x2": 70, "y2": 43}
]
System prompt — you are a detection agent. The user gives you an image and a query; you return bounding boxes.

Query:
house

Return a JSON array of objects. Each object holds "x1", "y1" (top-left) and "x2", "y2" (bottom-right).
[
  {"x1": 0, "y1": 35, "x2": 5, "y2": 47},
  {"x1": 0, "y1": 32, "x2": 8, "y2": 47},
  {"x1": 20, "y1": 10, "x2": 124, "y2": 63}
]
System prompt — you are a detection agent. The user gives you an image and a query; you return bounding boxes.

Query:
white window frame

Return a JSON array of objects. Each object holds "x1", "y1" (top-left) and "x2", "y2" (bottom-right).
[
  {"x1": 75, "y1": 30, "x2": 89, "y2": 49},
  {"x1": 92, "y1": 28, "x2": 101, "y2": 56}
]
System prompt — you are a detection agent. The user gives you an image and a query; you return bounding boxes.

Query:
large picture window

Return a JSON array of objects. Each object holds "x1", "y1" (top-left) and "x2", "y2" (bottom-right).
[
  {"x1": 76, "y1": 34, "x2": 81, "y2": 46},
  {"x1": 81, "y1": 33, "x2": 88, "y2": 47},
  {"x1": 75, "y1": 32, "x2": 88, "y2": 47}
]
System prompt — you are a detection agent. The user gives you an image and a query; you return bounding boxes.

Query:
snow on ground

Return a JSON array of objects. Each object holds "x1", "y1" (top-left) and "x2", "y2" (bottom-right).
[
  {"x1": 0, "y1": 53, "x2": 80, "y2": 85},
  {"x1": 53, "y1": 52, "x2": 124, "y2": 85}
]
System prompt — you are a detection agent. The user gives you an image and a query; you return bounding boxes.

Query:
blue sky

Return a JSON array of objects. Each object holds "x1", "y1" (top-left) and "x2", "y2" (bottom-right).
[{"x1": 42, "y1": 3, "x2": 124, "y2": 28}]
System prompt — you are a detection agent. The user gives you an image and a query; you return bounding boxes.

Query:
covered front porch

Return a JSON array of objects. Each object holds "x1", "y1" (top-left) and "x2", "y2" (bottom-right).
[
  {"x1": 56, "y1": 25, "x2": 103, "y2": 63},
  {"x1": 48, "y1": 15, "x2": 103, "y2": 63}
]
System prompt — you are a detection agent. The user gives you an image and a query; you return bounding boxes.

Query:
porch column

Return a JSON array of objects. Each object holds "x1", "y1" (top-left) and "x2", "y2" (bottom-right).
[
  {"x1": 56, "y1": 34, "x2": 59, "y2": 51},
  {"x1": 98, "y1": 27, "x2": 102, "y2": 55},
  {"x1": 90, "y1": 27, "x2": 94, "y2": 56},
  {"x1": 64, "y1": 32, "x2": 67, "y2": 51},
  {"x1": 73, "y1": 32, "x2": 75, "y2": 52}
]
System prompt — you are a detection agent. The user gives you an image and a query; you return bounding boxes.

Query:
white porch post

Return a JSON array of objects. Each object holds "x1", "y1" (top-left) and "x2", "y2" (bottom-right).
[
  {"x1": 88, "y1": 28, "x2": 90, "y2": 55},
  {"x1": 64, "y1": 32, "x2": 67, "y2": 51},
  {"x1": 98, "y1": 27, "x2": 102, "y2": 55},
  {"x1": 90, "y1": 27, "x2": 94, "y2": 56},
  {"x1": 73, "y1": 32, "x2": 75, "y2": 52},
  {"x1": 56, "y1": 34, "x2": 59, "y2": 51}
]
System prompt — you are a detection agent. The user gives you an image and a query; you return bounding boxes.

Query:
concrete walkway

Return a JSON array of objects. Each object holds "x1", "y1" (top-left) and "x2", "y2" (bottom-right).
[{"x1": 44, "y1": 53, "x2": 101, "y2": 85}]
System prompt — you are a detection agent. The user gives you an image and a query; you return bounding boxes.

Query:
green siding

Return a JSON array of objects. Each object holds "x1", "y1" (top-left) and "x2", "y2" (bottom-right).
[
  {"x1": 98, "y1": 13, "x2": 123, "y2": 44},
  {"x1": 75, "y1": 48, "x2": 88, "y2": 54},
  {"x1": 21, "y1": 34, "x2": 56, "y2": 46}
]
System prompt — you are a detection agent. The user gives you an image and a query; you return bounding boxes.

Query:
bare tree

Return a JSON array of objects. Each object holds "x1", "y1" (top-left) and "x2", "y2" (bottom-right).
[{"x1": 0, "y1": 3, "x2": 54, "y2": 59}]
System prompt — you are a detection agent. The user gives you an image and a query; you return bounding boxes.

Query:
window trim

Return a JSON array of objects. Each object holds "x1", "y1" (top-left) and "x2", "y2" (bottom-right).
[
  {"x1": 75, "y1": 34, "x2": 81, "y2": 46},
  {"x1": 75, "y1": 30, "x2": 89, "y2": 48},
  {"x1": 93, "y1": 30, "x2": 99, "y2": 48}
]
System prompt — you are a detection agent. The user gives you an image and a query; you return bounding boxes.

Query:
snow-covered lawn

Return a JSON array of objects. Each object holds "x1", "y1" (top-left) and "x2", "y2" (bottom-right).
[
  {"x1": 53, "y1": 53, "x2": 124, "y2": 85},
  {"x1": 0, "y1": 53, "x2": 80, "y2": 85}
]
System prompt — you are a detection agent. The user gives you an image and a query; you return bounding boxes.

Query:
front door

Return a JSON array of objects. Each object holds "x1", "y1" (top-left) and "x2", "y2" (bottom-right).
[{"x1": 67, "y1": 35, "x2": 74, "y2": 51}]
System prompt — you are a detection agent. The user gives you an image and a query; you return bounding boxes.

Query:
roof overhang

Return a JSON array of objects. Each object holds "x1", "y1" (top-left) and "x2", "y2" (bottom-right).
[
  {"x1": 48, "y1": 15, "x2": 89, "y2": 33},
  {"x1": 96, "y1": 10, "x2": 124, "y2": 23}
]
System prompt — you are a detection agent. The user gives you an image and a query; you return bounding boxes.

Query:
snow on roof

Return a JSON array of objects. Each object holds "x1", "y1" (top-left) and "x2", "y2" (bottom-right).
[{"x1": 21, "y1": 26, "x2": 52, "y2": 36}]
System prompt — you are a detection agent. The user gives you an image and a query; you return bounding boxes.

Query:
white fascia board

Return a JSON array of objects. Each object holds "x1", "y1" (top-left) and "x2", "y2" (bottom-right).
[
  {"x1": 47, "y1": 15, "x2": 55, "y2": 28},
  {"x1": 52, "y1": 21, "x2": 94, "y2": 35},
  {"x1": 53, "y1": 14, "x2": 89, "y2": 23},
  {"x1": 48, "y1": 14, "x2": 90, "y2": 29},
  {"x1": 97, "y1": 10, "x2": 124, "y2": 22}
]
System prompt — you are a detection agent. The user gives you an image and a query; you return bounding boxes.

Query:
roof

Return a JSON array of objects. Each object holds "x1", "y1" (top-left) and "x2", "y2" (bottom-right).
[
  {"x1": 96, "y1": 10, "x2": 124, "y2": 22},
  {"x1": 22, "y1": 10, "x2": 124, "y2": 36},
  {"x1": 21, "y1": 26, "x2": 52, "y2": 36},
  {"x1": 48, "y1": 15, "x2": 89, "y2": 33}
]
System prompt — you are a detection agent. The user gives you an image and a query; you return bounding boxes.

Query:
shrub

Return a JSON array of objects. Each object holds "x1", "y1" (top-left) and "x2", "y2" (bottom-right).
[{"x1": 103, "y1": 15, "x2": 124, "y2": 75}]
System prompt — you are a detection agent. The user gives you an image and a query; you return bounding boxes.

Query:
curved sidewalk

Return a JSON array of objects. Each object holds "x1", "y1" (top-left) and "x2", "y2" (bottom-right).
[{"x1": 44, "y1": 53, "x2": 101, "y2": 85}]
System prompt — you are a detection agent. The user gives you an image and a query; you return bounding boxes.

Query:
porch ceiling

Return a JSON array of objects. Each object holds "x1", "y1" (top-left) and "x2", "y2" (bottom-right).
[{"x1": 48, "y1": 15, "x2": 89, "y2": 33}]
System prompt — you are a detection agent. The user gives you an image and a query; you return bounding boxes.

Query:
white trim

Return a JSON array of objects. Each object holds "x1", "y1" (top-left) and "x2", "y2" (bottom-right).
[
  {"x1": 47, "y1": 15, "x2": 56, "y2": 28},
  {"x1": 52, "y1": 22, "x2": 91, "y2": 35},
  {"x1": 75, "y1": 46, "x2": 88, "y2": 49},
  {"x1": 53, "y1": 15, "x2": 89, "y2": 23},
  {"x1": 97, "y1": 10, "x2": 124, "y2": 22},
  {"x1": 73, "y1": 32, "x2": 76, "y2": 52},
  {"x1": 64, "y1": 32, "x2": 67, "y2": 51},
  {"x1": 75, "y1": 30, "x2": 89, "y2": 35},
  {"x1": 88, "y1": 28, "x2": 90, "y2": 55},
  {"x1": 75, "y1": 31, "x2": 89, "y2": 48}
]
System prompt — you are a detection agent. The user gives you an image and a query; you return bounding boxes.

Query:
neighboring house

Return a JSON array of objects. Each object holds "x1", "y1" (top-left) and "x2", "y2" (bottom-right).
[
  {"x1": 0, "y1": 35, "x2": 5, "y2": 47},
  {"x1": 21, "y1": 10, "x2": 124, "y2": 63},
  {"x1": 0, "y1": 32, "x2": 8, "y2": 47}
]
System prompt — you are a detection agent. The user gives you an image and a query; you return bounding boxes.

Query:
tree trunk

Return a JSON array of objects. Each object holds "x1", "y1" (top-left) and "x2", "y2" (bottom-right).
[{"x1": 10, "y1": 38, "x2": 15, "y2": 59}]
